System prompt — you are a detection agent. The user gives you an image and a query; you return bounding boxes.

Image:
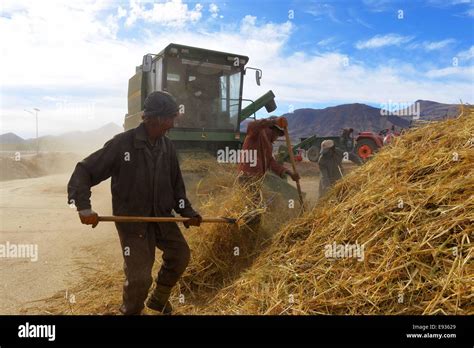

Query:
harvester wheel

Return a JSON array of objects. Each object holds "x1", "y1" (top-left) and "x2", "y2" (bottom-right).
[
  {"x1": 355, "y1": 139, "x2": 377, "y2": 161},
  {"x1": 307, "y1": 146, "x2": 320, "y2": 162}
]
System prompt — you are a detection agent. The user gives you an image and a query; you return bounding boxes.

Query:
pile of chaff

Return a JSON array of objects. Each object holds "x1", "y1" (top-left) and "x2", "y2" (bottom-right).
[
  {"x1": 198, "y1": 106, "x2": 474, "y2": 315},
  {"x1": 175, "y1": 175, "x2": 297, "y2": 310}
]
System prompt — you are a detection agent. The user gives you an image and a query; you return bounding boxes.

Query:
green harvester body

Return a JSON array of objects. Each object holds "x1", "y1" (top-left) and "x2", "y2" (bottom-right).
[{"x1": 124, "y1": 43, "x2": 277, "y2": 154}]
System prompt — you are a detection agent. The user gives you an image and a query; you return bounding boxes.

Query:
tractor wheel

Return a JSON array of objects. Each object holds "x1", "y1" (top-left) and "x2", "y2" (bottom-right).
[
  {"x1": 355, "y1": 139, "x2": 377, "y2": 161},
  {"x1": 307, "y1": 146, "x2": 320, "y2": 162}
]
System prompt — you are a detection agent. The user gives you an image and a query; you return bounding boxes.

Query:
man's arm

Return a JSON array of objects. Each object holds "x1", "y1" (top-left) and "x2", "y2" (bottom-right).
[
  {"x1": 269, "y1": 158, "x2": 300, "y2": 181},
  {"x1": 269, "y1": 156, "x2": 288, "y2": 178},
  {"x1": 67, "y1": 136, "x2": 120, "y2": 212}
]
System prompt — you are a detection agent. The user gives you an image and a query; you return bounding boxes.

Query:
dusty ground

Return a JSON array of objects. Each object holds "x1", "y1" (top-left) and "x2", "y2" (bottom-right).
[
  {"x1": 0, "y1": 153, "x2": 337, "y2": 314},
  {"x1": 0, "y1": 174, "x2": 121, "y2": 314},
  {"x1": 0, "y1": 152, "x2": 83, "y2": 181}
]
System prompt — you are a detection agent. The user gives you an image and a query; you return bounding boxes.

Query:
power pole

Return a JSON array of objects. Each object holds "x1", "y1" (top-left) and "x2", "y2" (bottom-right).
[{"x1": 24, "y1": 108, "x2": 40, "y2": 154}]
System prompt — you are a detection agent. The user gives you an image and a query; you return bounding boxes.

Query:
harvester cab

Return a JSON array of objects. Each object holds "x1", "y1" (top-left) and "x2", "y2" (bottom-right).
[{"x1": 124, "y1": 43, "x2": 277, "y2": 154}]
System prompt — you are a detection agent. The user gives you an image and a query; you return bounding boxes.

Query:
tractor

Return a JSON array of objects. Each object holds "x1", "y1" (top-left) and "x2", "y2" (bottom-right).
[
  {"x1": 354, "y1": 128, "x2": 400, "y2": 161},
  {"x1": 277, "y1": 132, "x2": 362, "y2": 165},
  {"x1": 277, "y1": 126, "x2": 400, "y2": 165},
  {"x1": 124, "y1": 43, "x2": 277, "y2": 154}
]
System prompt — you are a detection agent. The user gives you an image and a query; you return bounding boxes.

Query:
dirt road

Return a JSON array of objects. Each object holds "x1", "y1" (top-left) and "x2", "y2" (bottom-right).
[{"x1": 0, "y1": 174, "x2": 121, "y2": 314}]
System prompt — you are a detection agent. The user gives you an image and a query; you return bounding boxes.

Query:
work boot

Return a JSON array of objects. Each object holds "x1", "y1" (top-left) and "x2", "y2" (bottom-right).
[
  {"x1": 119, "y1": 304, "x2": 143, "y2": 316},
  {"x1": 146, "y1": 284, "x2": 173, "y2": 315}
]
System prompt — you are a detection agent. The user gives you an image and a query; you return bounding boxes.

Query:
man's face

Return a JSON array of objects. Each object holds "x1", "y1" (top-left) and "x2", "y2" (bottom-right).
[{"x1": 143, "y1": 113, "x2": 178, "y2": 137}]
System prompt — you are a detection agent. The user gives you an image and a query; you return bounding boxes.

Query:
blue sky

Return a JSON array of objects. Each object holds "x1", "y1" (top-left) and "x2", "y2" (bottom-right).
[{"x1": 1, "y1": 0, "x2": 473, "y2": 137}]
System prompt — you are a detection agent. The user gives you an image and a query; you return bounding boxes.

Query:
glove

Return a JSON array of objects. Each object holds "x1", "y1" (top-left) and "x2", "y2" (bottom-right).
[
  {"x1": 275, "y1": 116, "x2": 288, "y2": 129},
  {"x1": 78, "y1": 209, "x2": 99, "y2": 228},
  {"x1": 183, "y1": 214, "x2": 202, "y2": 229}
]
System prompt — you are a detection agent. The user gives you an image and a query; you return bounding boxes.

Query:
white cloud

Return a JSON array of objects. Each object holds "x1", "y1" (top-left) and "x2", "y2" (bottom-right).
[
  {"x1": 427, "y1": 0, "x2": 474, "y2": 17},
  {"x1": 449, "y1": 0, "x2": 471, "y2": 4},
  {"x1": 240, "y1": 15, "x2": 292, "y2": 42},
  {"x1": 0, "y1": 6, "x2": 295, "y2": 136},
  {"x1": 354, "y1": 17, "x2": 373, "y2": 29},
  {"x1": 117, "y1": 5, "x2": 127, "y2": 19},
  {"x1": 306, "y1": 3, "x2": 341, "y2": 23},
  {"x1": 356, "y1": 34, "x2": 414, "y2": 49},
  {"x1": 257, "y1": 51, "x2": 472, "y2": 106},
  {"x1": 422, "y1": 39, "x2": 456, "y2": 50},
  {"x1": 209, "y1": 3, "x2": 219, "y2": 19},
  {"x1": 362, "y1": 0, "x2": 393, "y2": 12},
  {"x1": 125, "y1": 0, "x2": 203, "y2": 28},
  {"x1": 457, "y1": 46, "x2": 474, "y2": 60},
  {"x1": 0, "y1": 0, "x2": 137, "y2": 92},
  {"x1": 0, "y1": 2, "x2": 472, "y2": 137},
  {"x1": 427, "y1": 0, "x2": 471, "y2": 6},
  {"x1": 317, "y1": 37, "x2": 336, "y2": 46},
  {"x1": 408, "y1": 39, "x2": 456, "y2": 51},
  {"x1": 425, "y1": 65, "x2": 474, "y2": 78}
]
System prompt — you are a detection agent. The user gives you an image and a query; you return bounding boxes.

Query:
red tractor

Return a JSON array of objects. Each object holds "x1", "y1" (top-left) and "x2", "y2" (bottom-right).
[{"x1": 355, "y1": 128, "x2": 400, "y2": 161}]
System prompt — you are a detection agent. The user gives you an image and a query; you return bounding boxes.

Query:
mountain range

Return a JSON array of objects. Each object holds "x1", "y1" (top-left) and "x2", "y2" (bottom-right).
[
  {"x1": 279, "y1": 100, "x2": 460, "y2": 140},
  {"x1": 1, "y1": 100, "x2": 461, "y2": 150},
  {"x1": 239, "y1": 99, "x2": 460, "y2": 139},
  {"x1": 0, "y1": 122, "x2": 123, "y2": 154}
]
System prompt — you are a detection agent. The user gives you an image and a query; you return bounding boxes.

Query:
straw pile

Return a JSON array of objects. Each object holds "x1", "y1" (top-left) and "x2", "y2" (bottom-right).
[
  {"x1": 175, "y1": 175, "x2": 297, "y2": 309},
  {"x1": 179, "y1": 151, "x2": 223, "y2": 173},
  {"x1": 29, "y1": 108, "x2": 472, "y2": 315},
  {"x1": 198, "y1": 107, "x2": 474, "y2": 315}
]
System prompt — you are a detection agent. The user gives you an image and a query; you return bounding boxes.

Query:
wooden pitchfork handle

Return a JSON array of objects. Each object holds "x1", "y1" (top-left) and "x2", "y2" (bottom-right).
[
  {"x1": 282, "y1": 126, "x2": 305, "y2": 211},
  {"x1": 98, "y1": 216, "x2": 236, "y2": 224}
]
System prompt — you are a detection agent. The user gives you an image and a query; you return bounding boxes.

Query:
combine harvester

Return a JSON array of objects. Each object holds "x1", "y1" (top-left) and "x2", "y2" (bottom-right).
[{"x1": 124, "y1": 43, "x2": 276, "y2": 153}]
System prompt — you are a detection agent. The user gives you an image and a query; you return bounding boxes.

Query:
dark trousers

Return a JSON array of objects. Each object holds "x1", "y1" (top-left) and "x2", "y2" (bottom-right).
[{"x1": 117, "y1": 222, "x2": 190, "y2": 315}]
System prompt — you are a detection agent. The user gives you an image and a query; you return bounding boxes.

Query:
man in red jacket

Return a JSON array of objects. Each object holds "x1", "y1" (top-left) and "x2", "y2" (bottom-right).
[{"x1": 238, "y1": 116, "x2": 300, "y2": 182}]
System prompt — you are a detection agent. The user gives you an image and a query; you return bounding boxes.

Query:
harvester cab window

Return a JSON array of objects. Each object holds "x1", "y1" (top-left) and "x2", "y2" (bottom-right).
[
  {"x1": 220, "y1": 75, "x2": 228, "y2": 112},
  {"x1": 227, "y1": 72, "x2": 241, "y2": 127},
  {"x1": 165, "y1": 56, "x2": 241, "y2": 131},
  {"x1": 167, "y1": 73, "x2": 180, "y2": 82},
  {"x1": 154, "y1": 59, "x2": 163, "y2": 91}
]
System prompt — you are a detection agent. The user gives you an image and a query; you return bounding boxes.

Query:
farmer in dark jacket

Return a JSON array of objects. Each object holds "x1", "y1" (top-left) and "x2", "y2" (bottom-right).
[
  {"x1": 67, "y1": 91, "x2": 202, "y2": 315},
  {"x1": 318, "y1": 139, "x2": 344, "y2": 198}
]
